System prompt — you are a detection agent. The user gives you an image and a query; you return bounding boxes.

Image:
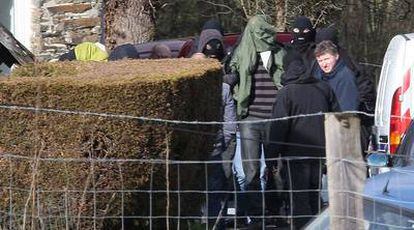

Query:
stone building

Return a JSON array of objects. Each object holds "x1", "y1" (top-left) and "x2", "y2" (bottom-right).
[{"x1": 0, "y1": 0, "x2": 104, "y2": 62}]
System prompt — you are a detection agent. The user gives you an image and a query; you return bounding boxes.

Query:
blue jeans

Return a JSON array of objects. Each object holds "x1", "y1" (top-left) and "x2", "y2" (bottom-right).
[
  {"x1": 236, "y1": 116, "x2": 272, "y2": 220},
  {"x1": 233, "y1": 132, "x2": 267, "y2": 191}
]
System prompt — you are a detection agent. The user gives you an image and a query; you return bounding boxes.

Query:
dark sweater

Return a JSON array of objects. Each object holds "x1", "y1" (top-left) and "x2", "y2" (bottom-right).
[{"x1": 315, "y1": 58, "x2": 359, "y2": 111}]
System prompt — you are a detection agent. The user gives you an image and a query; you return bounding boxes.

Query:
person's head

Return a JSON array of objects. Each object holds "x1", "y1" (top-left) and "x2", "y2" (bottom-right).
[
  {"x1": 282, "y1": 50, "x2": 303, "y2": 70},
  {"x1": 109, "y1": 43, "x2": 140, "y2": 61},
  {"x1": 244, "y1": 15, "x2": 277, "y2": 52},
  {"x1": 58, "y1": 50, "x2": 76, "y2": 61},
  {"x1": 292, "y1": 16, "x2": 315, "y2": 44},
  {"x1": 203, "y1": 39, "x2": 224, "y2": 60},
  {"x1": 281, "y1": 51, "x2": 307, "y2": 85},
  {"x1": 315, "y1": 40, "x2": 339, "y2": 73},
  {"x1": 197, "y1": 29, "x2": 224, "y2": 61},
  {"x1": 191, "y1": 52, "x2": 207, "y2": 59},
  {"x1": 150, "y1": 44, "x2": 172, "y2": 59},
  {"x1": 315, "y1": 26, "x2": 339, "y2": 45}
]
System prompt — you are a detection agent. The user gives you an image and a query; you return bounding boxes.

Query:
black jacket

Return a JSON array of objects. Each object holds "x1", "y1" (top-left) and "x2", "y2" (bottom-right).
[
  {"x1": 337, "y1": 48, "x2": 376, "y2": 126},
  {"x1": 268, "y1": 60, "x2": 340, "y2": 157}
]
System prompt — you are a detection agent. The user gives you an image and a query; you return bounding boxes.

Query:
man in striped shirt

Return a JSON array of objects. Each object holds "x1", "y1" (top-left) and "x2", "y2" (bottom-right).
[
  {"x1": 248, "y1": 59, "x2": 280, "y2": 118},
  {"x1": 229, "y1": 15, "x2": 285, "y2": 228}
]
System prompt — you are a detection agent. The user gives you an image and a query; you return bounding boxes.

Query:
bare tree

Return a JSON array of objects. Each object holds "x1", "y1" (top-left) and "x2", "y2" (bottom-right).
[
  {"x1": 274, "y1": 0, "x2": 287, "y2": 31},
  {"x1": 341, "y1": 0, "x2": 414, "y2": 66},
  {"x1": 229, "y1": 0, "x2": 344, "y2": 31},
  {"x1": 103, "y1": 0, "x2": 414, "y2": 72},
  {"x1": 104, "y1": 0, "x2": 157, "y2": 49}
]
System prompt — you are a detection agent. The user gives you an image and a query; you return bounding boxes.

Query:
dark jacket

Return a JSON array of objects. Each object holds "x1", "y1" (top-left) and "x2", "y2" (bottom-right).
[
  {"x1": 337, "y1": 47, "x2": 376, "y2": 115},
  {"x1": 315, "y1": 58, "x2": 360, "y2": 111},
  {"x1": 269, "y1": 60, "x2": 340, "y2": 157}
]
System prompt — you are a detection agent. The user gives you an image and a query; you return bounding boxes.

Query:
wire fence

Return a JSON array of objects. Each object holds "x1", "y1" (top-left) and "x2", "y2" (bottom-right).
[{"x1": 0, "y1": 105, "x2": 413, "y2": 230}]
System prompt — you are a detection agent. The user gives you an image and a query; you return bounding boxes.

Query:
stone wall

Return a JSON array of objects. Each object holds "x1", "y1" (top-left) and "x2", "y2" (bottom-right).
[{"x1": 32, "y1": 0, "x2": 103, "y2": 61}]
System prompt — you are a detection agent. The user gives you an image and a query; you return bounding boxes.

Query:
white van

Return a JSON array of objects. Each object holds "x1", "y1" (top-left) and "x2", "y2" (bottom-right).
[{"x1": 375, "y1": 33, "x2": 414, "y2": 154}]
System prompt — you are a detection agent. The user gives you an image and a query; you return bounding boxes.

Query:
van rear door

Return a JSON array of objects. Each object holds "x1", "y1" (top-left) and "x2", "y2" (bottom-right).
[{"x1": 375, "y1": 33, "x2": 414, "y2": 154}]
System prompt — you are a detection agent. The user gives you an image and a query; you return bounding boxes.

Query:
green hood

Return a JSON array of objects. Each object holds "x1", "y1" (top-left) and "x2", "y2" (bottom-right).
[{"x1": 230, "y1": 15, "x2": 285, "y2": 118}]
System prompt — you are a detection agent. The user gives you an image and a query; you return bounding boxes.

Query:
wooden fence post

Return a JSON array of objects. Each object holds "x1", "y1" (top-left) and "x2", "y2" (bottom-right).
[{"x1": 325, "y1": 114, "x2": 366, "y2": 230}]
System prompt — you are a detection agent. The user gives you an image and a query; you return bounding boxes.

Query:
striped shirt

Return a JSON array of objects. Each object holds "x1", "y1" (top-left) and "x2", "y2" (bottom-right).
[{"x1": 248, "y1": 60, "x2": 278, "y2": 119}]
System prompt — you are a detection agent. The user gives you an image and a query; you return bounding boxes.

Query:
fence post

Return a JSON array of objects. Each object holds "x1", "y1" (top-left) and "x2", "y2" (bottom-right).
[{"x1": 325, "y1": 114, "x2": 366, "y2": 230}]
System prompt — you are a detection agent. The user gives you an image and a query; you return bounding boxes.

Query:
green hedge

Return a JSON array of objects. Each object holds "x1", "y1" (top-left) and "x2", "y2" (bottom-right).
[{"x1": 0, "y1": 59, "x2": 222, "y2": 229}]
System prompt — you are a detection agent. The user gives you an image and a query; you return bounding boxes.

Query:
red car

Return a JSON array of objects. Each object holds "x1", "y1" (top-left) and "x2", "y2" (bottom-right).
[{"x1": 134, "y1": 32, "x2": 293, "y2": 59}]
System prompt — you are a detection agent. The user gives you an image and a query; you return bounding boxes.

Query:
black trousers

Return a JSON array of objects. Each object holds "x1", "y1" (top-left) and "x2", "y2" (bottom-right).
[
  {"x1": 207, "y1": 135, "x2": 236, "y2": 228},
  {"x1": 285, "y1": 159, "x2": 323, "y2": 229}
]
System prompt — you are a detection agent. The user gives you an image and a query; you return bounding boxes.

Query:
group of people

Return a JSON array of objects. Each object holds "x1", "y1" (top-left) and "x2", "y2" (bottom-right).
[
  {"x1": 57, "y1": 15, "x2": 376, "y2": 229},
  {"x1": 194, "y1": 15, "x2": 375, "y2": 230}
]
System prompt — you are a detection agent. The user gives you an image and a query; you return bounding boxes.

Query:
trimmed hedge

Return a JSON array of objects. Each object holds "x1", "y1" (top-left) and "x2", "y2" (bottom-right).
[{"x1": 0, "y1": 59, "x2": 222, "y2": 229}]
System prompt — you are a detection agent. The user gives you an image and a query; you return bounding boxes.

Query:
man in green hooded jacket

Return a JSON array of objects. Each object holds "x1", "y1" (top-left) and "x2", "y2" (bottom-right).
[{"x1": 229, "y1": 15, "x2": 285, "y2": 227}]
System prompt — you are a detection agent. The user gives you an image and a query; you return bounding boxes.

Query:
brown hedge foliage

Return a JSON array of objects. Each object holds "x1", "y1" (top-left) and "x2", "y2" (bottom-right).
[{"x1": 0, "y1": 59, "x2": 222, "y2": 229}]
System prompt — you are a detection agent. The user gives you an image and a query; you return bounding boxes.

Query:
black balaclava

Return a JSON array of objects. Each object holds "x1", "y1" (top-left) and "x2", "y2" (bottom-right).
[
  {"x1": 315, "y1": 27, "x2": 339, "y2": 46},
  {"x1": 202, "y1": 39, "x2": 224, "y2": 61},
  {"x1": 292, "y1": 16, "x2": 315, "y2": 45}
]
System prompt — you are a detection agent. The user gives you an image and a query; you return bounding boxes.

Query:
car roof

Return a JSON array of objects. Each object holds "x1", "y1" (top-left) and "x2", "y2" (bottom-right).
[{"x1": 134, "y1": 39, "x2": 191, "y2": 59}]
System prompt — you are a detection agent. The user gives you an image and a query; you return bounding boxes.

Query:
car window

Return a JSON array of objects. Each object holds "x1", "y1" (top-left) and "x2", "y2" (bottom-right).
[
  {"x1": 369, "y1": 211, "x2": 414, "y2": 229},
  {"x1": 364, "y1": 198, "x2": 414, "y2": 229}
]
